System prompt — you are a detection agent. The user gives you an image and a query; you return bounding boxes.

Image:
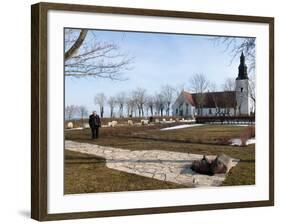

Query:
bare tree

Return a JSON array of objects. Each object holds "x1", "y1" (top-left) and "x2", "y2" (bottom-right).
[
  {"x1": 125, "y1": 95, "x2": 136, "y2": 117},
  {"x1": 107, "y1": 96, "x2": 116, "y2": 118},
  {"x1": 115, "y1": 92, "x2": 126, "y2": 117},
  {"x1": 94, "y1": 93, "x2": 106, "y2": 118},
  {"x1": 222, "y1": 78, "x2": 237, "y2": 115},
  {"x1": 208, "y1": 82, "x2": 219, "y2": 112},
  {"x1": 189, "y1": 73, "x2": 210, "y2": 115},
  {"x1": 174, "y1": 83, "x2": 186, "y2": 97},
  {"x1": 209, "y1": 82, "x2": 217, "y2": 92},
  {"x1": 222, "y1": 78, "x2": 235, "y2": 91},
  {"x1": 65, "y1": 29, "x2": 88, "y2": 61},
  {"x1": 213, "y1": 37, "x2": 256, "y2": 73},
  {"x1": 154, "y1": 93, "x2": 165, "y2": 117},
  {"x1": 65, "y1": 105, "x2": 78, "y2": 120},
  {"x1": 213, "y1": 37, "x2": 256, "y2": 114},
  {"x1": 161, "y1": 85, "x2": 175, "y2": 116},
  {"x1": 77, "y1": 106, "x2": 88, "y2": 123},
  {"x1": 64, "y1": 29, "x2": 133, "y2": 79},
  {"x1": 145, "y1": 95, "x2": 155, "y2": 116},
  {"x1": 132, "y1": 88, "x2": 147, "y2": 117}
]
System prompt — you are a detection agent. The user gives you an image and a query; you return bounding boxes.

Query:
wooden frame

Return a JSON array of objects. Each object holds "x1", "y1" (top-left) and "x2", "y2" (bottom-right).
[{"x1": 31, "y1": 2, "x2": 274, "y2": 221}]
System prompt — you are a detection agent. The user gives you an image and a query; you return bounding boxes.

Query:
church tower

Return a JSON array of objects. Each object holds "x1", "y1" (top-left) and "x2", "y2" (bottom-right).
[{"x1": 235, "y1": 52, "x2": 251, "y2": 115}]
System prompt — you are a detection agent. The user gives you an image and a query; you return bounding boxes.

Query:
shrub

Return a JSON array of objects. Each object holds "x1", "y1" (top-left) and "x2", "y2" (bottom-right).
[{"x1": 240, "y1": 125, "x2": 255, "y2": 146}]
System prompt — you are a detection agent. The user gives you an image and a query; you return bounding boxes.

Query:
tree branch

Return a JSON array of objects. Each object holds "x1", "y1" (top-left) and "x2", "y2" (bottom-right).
[{"x1": 64, "y1": 29, "x2": 88, "y2": 61}]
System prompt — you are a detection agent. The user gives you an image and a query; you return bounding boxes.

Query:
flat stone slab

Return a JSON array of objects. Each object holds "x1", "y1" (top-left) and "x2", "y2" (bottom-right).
[{"x1": 65, "y1": 140, "x2": 239, "y2": 187}]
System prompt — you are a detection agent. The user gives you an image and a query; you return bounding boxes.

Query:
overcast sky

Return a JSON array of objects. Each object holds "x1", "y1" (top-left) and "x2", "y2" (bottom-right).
[{"x1": 65, "y1": 29, "x2": 251, "y2": 117}]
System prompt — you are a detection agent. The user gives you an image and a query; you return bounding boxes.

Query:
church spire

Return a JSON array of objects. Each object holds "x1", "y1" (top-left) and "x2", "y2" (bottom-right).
[{"x1": 236, "y1": 52, "x2": 248, "y2": 80}]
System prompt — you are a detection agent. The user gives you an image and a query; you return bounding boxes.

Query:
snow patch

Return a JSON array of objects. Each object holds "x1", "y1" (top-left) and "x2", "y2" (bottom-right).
[
  {"x1": 230, "y1": 138, "x2": 255, "y2": 146},
  {"x1": 65, "y1": 127, "x2": 84, "y2": 131},
  {"x1": 160, "y1": 124, "x2": 204, "y2": 131}
]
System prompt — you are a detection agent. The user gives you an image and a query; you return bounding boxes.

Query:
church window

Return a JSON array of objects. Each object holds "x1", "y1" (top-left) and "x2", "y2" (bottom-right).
[{"x1": 241, "y1": 87, "x2": 244, "y2": 92}]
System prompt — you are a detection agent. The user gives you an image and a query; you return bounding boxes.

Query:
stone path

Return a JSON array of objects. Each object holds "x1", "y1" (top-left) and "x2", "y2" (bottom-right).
[{"x1": 65, "y1": 140, "x2": 239, "y2": 187}]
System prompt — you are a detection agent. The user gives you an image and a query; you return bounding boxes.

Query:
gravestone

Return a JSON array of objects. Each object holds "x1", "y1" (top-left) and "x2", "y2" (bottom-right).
[
  {"x1": 83, "y1": 123, "x2": 90, "y2": 128},
  {"x1": 141, "y1": 119, "x2": 149, "y2": 125},
  {"x1": 108, "y1": 121, "x2": 118, "y2": 127},
  {"x1": 67, "y1": 122, "x2": 73, "y2": 129}
]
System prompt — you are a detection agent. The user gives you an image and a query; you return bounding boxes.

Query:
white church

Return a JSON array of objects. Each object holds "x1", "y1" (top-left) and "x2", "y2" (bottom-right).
[{"x1": 172, "y1": 52, "x2": 255, "y2": 117}]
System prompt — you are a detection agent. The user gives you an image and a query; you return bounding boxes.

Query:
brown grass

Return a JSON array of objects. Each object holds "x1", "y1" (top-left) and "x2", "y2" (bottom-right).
[
  {"x1": 65, "y1": 124, "x2": 255, "y2": 193},
  {"x1": 66, "y1": 124, "x2": 245, "y2": 146},
  {"x1": 65, "y1": 150, "x2": 185, "y2": 194}
]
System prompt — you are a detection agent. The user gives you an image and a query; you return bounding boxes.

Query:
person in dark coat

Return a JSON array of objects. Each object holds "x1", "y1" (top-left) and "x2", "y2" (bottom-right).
[{"x1": 89, "y1": 111, "x2": 101, "y2": 139}]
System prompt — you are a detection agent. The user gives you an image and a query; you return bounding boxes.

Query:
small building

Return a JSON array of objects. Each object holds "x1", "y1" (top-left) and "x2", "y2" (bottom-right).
[{"x1": 172, "y1": 52, "x2": 255, "y2": 117}]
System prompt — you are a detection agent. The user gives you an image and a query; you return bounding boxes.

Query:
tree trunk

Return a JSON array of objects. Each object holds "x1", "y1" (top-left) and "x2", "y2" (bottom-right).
[
  {"x1": 101, "y1": 107, "x2": 104, "y2": 118},
  {"x1": 167, "y1": 103, "x2": 170, "y2": 116},
  {"x1": 65, "y1": 29, "x2": 88, "y2": 61}
]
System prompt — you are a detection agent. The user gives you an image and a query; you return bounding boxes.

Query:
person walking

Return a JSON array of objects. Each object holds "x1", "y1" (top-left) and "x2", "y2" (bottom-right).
[{"x1": 89, "y1": 111, "x2": 101, "y2": 139}]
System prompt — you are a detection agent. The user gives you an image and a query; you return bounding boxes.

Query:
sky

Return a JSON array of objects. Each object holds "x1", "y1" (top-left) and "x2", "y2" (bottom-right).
[{"x1": 65, "y1": 29, "x2": 252, "y2": 117}]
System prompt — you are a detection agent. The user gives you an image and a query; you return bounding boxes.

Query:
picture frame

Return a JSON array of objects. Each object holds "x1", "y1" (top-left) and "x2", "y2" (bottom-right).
[{"x1": 31, "y1": 2, "x2": 274, "y2": 221}]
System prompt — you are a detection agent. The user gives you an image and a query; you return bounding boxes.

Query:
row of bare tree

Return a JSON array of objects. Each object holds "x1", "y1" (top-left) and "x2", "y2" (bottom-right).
[
  {"x1": 65, "y1": 105, "x2": 88, "y2": 121},
  {"x1": 94, "y1": 84, "x2": 176, "y2": 118},
  {"x1": 93, "y1": 73, "x2": 255, "y2": 118},
  {"x1": 65, "y1": 72, "x2": 255, "y2": 119}
]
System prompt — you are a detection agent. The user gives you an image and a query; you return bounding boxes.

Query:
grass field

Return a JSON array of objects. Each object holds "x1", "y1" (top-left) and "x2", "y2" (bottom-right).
[
  {"x1": 65, "y1": 124, "x2": 255, "y2": 194},
  {"x1": 65, "y1": 150, "x2": 185, "y2": 194}
]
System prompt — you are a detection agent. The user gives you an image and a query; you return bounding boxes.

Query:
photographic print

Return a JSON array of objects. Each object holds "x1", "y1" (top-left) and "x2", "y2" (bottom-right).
[
  {"x1": 64, "y1": 28, "x2": 256, "y2": 194},
  {"x1": 31, "y1": 3, "x2": 274, "y2": 220}
]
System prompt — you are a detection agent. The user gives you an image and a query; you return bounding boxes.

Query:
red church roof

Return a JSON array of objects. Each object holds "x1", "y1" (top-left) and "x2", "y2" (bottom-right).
[{"x1": 179, "y1": 91, "x2": 236, "y2": 108}]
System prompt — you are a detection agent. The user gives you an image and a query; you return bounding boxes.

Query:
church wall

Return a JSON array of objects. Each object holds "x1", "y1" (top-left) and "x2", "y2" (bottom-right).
[
  {"x1": 185, "y1": 104, "x2": 195, "y2": 117},
  {"x1": 201, "y1": 108, "x2": 217, "y2": 116},
  {"x1": 173, "y1": 101, "x2": 237, "y2": 117},
  {"x1": 172, "y1": 100, "x2": 195, "y2": 118}
]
